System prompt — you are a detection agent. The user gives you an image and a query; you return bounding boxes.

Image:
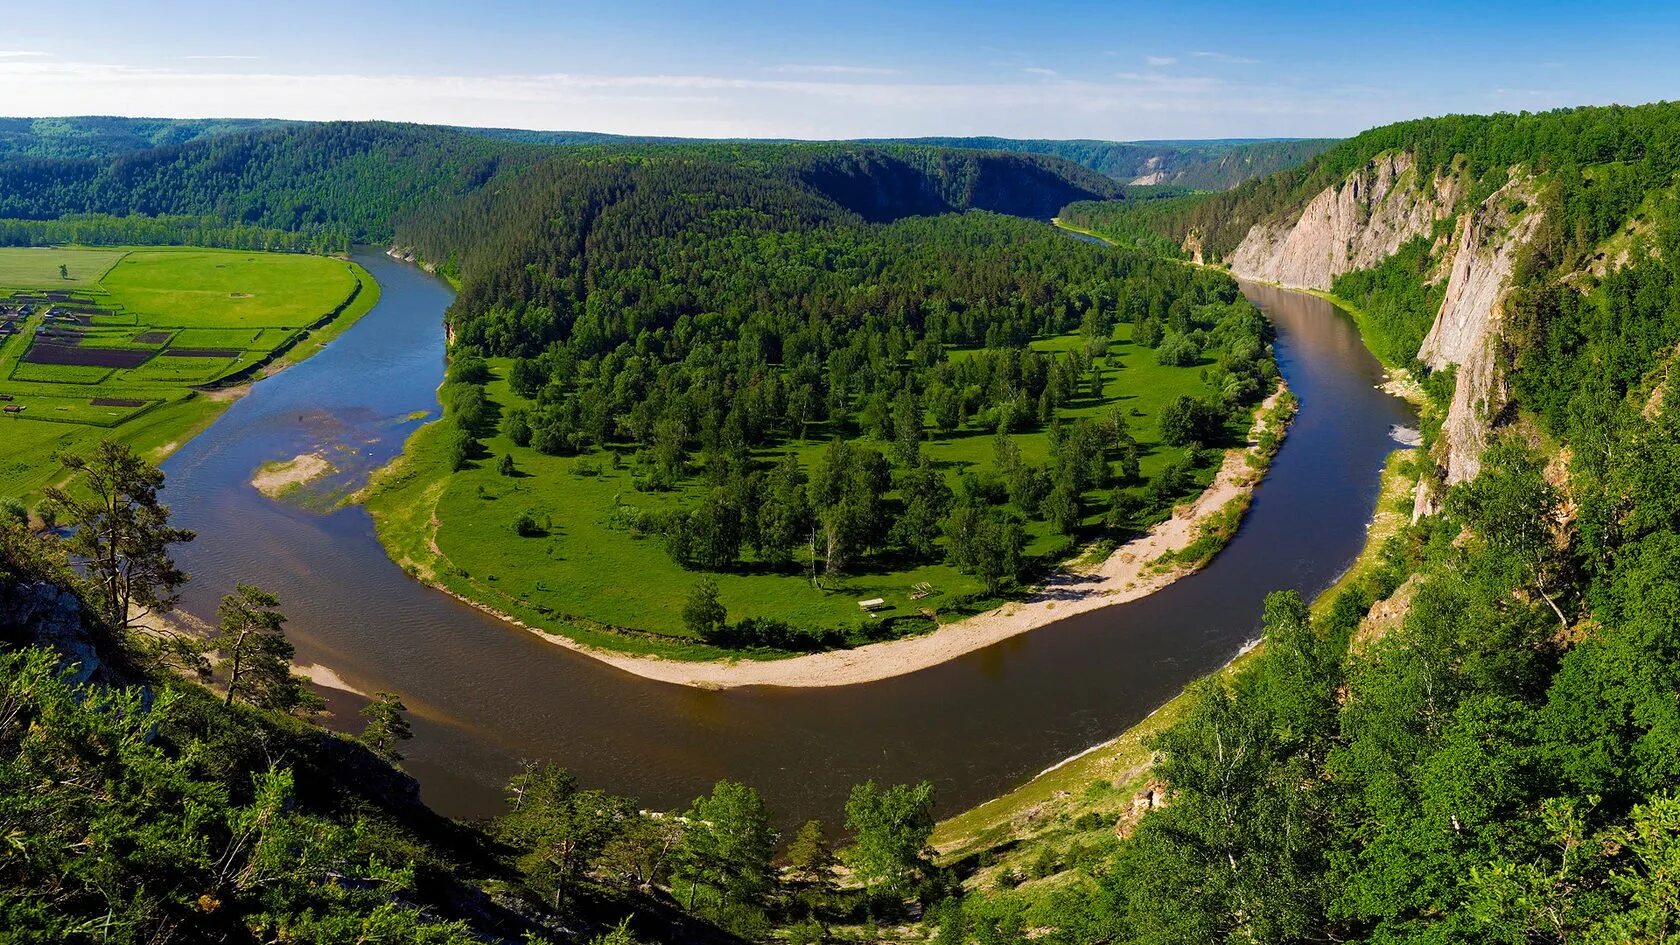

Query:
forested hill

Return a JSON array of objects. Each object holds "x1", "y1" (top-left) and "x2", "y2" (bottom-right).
[
  {"x1": 0, "y1": 116, "x2": 293, "y2": 160},
  {"x1": 1072, "y1": 102, "x2": 1680, "y2": 262},
  {"x1": 970, "y1": 101, "x2": 1680, "y2": 941},
  {"x1": 861, "y1": 136, "x2": 1336, "y2": 188},
  {"x1": 0, "y1": 122, "x2": 552, "y2": 244},
  {"x1": 0, "y1": 122, "x2": 1118, "y2": 249},
  {"x1": 0, "y1": 117, "x2": 1329, "y2": 194},
  {"x1": 449, "y1": 130, "x2": 1334, "y2": 189}
]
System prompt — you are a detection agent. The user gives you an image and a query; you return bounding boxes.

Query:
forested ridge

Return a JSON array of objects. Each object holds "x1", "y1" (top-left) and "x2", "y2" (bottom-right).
[
  {"x1": 1065, "y1": 102, "x2": 1680, "y2": 265},
  {"x1": 936, "y1": 102, "x2": 1680, "y2": 944}
]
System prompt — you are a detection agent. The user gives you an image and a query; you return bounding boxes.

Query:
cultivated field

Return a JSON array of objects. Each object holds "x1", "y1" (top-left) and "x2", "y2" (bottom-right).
[{"x1": 0, "y1": 246, "x2": 377, "y2": 497}]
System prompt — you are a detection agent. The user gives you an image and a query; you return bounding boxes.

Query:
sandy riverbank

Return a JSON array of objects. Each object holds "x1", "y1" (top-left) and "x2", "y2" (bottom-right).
[{"x1": 487, "y1": 383, "x2": 1293, "y2": 690}]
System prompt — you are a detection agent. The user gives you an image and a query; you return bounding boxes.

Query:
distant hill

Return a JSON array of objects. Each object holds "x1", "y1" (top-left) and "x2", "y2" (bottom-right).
[
  {"x1": 0, "y1": 117, "x2": 1333, "y2": 190},
  {"x1": 0, "y1": 116, "x2": 292, "y2": 161},
  {"x1": 860, "y1": 136, "x2": 1337, "y2": 188},
  {"x1": 465, "y1": 129, "x2": 1336, "y2": 189}
]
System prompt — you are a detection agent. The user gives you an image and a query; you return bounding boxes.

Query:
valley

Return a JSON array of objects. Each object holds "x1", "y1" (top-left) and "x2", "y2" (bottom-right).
[{"x1": 5, "y1": 83, "x2": 1680, "y2": 943}]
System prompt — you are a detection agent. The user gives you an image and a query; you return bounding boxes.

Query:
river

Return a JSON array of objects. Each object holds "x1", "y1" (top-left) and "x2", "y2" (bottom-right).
[{"x1": 160, "y1": 249, "x2": 1414, "y2": 828}]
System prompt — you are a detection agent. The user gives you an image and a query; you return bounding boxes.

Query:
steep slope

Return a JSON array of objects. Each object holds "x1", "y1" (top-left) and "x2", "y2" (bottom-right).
[{"x1": 1225, "y1": 152, "x2": 1462, "y2": 289}]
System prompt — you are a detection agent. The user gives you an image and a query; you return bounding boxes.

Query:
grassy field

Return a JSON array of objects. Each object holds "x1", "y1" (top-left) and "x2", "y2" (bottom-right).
[
  {"x1": 365, "y1": 321, "x2": 1234, "y2": 658},
  {"x1": 0, "y1": 246, "x2": 378, "y2": 499},
  {"x1": 0, "y1": 247, "x2": 126, "y2": 286}
]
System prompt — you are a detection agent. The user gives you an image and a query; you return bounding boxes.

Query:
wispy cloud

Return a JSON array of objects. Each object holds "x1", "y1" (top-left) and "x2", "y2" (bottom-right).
[
  {"x1": 0, "y1": 51, "x2": 49, "y2": 58},
  {"x1": 768, "y1": 64, "x2": 901, "y2": 76},
  {"x1": 1023, "y1": 67, "x2": 1059, "y2": 77},
  {"x1": 182, "y1": 54, "x2": 262, "y2": 61},
  {"x1": 1192, "y1": 50, "x2": 1261, "y2": 65},
  {"x1": 1145, "y1": 55, "x2": 1178, "y2": 67},
  {"x1": 0, "y1": 56, "x2": 1399, "y2": 139}
]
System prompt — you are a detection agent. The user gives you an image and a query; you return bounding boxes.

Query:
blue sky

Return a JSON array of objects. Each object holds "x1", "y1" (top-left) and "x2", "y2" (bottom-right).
[{"x1": 3, "y1": 0, "x2": 1677, "y2": 139}]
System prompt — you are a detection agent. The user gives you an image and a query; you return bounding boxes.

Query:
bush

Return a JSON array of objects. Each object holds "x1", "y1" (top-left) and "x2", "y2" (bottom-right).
[
  {"x1": 512, "y1": 510, "x2": 544, "y2": 537},
  {"x1": 700, "y1": 616, "x2": 845, "y2": 652},
  {"x1": 1155, "y1": 331, "x2": 1201, "y2": 366},
  {"x1": 443, "y1": 424, "x2": 475, "y2": 471},
  {"x1": 1159, "y1": 395, "x2": 1226, "y2": 447},
  {"x1": 682, "y1": 578, "x2": 726, "y2": 638}
]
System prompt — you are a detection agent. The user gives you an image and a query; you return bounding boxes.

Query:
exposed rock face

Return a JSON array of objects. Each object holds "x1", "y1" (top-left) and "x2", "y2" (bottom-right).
[
  {"x1": 0, "y1": 580, "x2": 101, "y2": 684},
  {"x1": 1228, "y1": 152, "x2": 1461, "y2": 289},
  {"x1": 1413, "y1": 176, "x2": 1543, "y2": 515}
]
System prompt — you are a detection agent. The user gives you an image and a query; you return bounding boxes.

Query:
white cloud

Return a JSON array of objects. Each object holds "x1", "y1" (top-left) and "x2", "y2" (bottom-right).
[
  {"x1": 1145, "y1": 55, "x2": 1178, "y2": 67},
  {"x1": 1023, "y1": 67, "x2": 1059, "y2": 77},
  {"x1": 768, "y1": 64, "x2": 901, "y2": 76},
  {"x1": 182, "y1": 55, "x2": 262, "y2": 61},
  {"x1": 0, "y1": 51, "x2": 49, "y2": 58},
  {"x1": 1192, "y1": 50, "x2": 1261, "y2": 65},
  {"x1": 0, "y1": 57, "x2": 1407, "y2": 139}
]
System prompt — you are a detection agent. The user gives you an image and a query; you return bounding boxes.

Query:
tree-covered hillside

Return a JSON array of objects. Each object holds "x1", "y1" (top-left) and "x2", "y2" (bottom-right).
[
  {"x1": 872, "y1": 137, "x2": 1336, "y2": 188},
  {"x1": 0, "y1": 116, "x2": 293, "y2": 161},
  {"x1": 933, "y1": 102, "x2": 1680, "y2": 945},
  {"x1": 378, "y1": 149, "x2": 1270, "y2": 653},
  {"x1": 0, "y1": 122, "x2": 551, "y2": 245},
  {"x1": 0, "y1": 123, "x2": 1119, "y2": 249},
  {"x1": 1069, "y1": 103, "x2": 1680, "y2": 264}
]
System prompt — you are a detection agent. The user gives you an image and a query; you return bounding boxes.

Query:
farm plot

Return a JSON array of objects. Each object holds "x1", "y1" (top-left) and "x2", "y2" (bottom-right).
[{"x1": 0, "y1": 245, "x2": 378, "y2": 497}]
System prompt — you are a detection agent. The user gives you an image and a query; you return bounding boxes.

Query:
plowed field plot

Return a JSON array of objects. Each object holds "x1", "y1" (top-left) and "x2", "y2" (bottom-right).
[{"x1": 24, "y1": 343, "x2": 153, "y2": 368}]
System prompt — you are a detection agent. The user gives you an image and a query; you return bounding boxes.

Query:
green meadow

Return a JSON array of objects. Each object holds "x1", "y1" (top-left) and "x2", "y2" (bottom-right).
[
  {"x1": 0, "y1": 246, "x2": 377, "y2": 499},
  {"x1": 366, "y1": 322, "x2": 1229, "y2": 657}
]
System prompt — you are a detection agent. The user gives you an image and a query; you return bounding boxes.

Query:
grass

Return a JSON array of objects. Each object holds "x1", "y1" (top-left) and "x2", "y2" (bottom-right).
[
  {"x1": 98, "y1": 251, "x2": 359, "y2": 327},
  {"x1": 928, "y1": 446, "x2": 1421, "y2": 894},
  {"x1": 0, "y1": 247, "x2": 126, "y2": 286},
  {"x1": 0, "y1": 246, "x2": 379, "y2": 500},
  {"x1": 365, "y1": 321, "x2": 1236, "y2": 658}
]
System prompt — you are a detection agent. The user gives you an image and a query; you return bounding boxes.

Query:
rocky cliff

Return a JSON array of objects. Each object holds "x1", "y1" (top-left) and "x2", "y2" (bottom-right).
[
  {"x1": 1224, "y1": 152, "x2": 1546, "y2": 515},
  {"x1": 1414, "y1": 176, "x2": 1543, "y2": 511},
  {"x1": 1227, "y1": 152, "x2": 1461, "y2": 290}
]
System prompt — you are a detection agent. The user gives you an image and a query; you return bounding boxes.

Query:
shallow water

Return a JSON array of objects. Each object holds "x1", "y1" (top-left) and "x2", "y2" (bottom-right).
[{"x1": 161, "y1": 250, "x2": 1413, "y2": 828}]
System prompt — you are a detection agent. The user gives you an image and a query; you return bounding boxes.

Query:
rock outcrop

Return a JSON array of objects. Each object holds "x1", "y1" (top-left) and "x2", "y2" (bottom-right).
[
  {"x1": 1228, "y1": 152, "x2": 1461, "y2": 289},
  {"x1": 1411, "y1": 176, "x2": 1543, "y2": 515},
  {"x1": 0, "y1": 580, "x2": 102, "y2": 683}
]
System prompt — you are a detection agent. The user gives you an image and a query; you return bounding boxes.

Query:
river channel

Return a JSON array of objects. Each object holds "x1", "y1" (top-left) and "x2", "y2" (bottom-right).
[{"x1": 161, "y1": 248, "x2": 1415, "y2": 827}]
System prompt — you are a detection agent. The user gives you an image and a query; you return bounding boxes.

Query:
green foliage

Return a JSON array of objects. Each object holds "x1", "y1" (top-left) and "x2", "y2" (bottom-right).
[
  {"x1": 43, "y1": 439, "x2": 194, "y2": 633},
  {"x1": 1330, "y1": 234, "x2": 1447, "y2": 368},
  {"x1": 211, "y1": 583, "x2": 306, "y2": 712},
  {"x1": 0, "y1": 647, "x2": 476, "y2": 942},
  {"x1": 681, "y1": 577, "x2": 726, "y2": 638},
  {"x1": 498, "y1": 762, "x2": 636, "y2": 911},
  {"x1": 358, "y1": 691, "x2": 413, "y2": 762},
  {"x1": 1158, "y1": 395, "x2": 1226, "y2": 447},
  {"x1": 360, "y1": 142, "x2": 1273, "y2": 650},
  {"x1": 844, "y1": 780, "x2": 937, "y2": 897},
  {"x1": 673, "y1": 781, "x2": 778, "y2": 913}
]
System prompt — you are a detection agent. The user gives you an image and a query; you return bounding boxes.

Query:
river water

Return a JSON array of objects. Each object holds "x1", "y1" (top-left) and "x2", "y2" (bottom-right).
[{"x1": 160, "y1": 250, "x2": 1413, "y2": 827}]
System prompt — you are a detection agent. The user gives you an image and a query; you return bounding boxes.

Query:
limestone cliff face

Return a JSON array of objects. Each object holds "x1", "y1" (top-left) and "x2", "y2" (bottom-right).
[
  {"x1": 1415, "y1": 176, "x2": 1543, "y2": 509},
  {"x1": 1221, "y1": 149, "x2": 1547, "y2": 516},
  {"x1": 1228, "y1": 152, "x2": 1461, "y2": 290}
]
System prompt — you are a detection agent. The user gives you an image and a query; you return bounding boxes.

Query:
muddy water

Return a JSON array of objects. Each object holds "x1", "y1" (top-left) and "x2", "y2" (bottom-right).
[{"x1": 162, "y1": 250, "x2": 1413, "y2": 827}]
